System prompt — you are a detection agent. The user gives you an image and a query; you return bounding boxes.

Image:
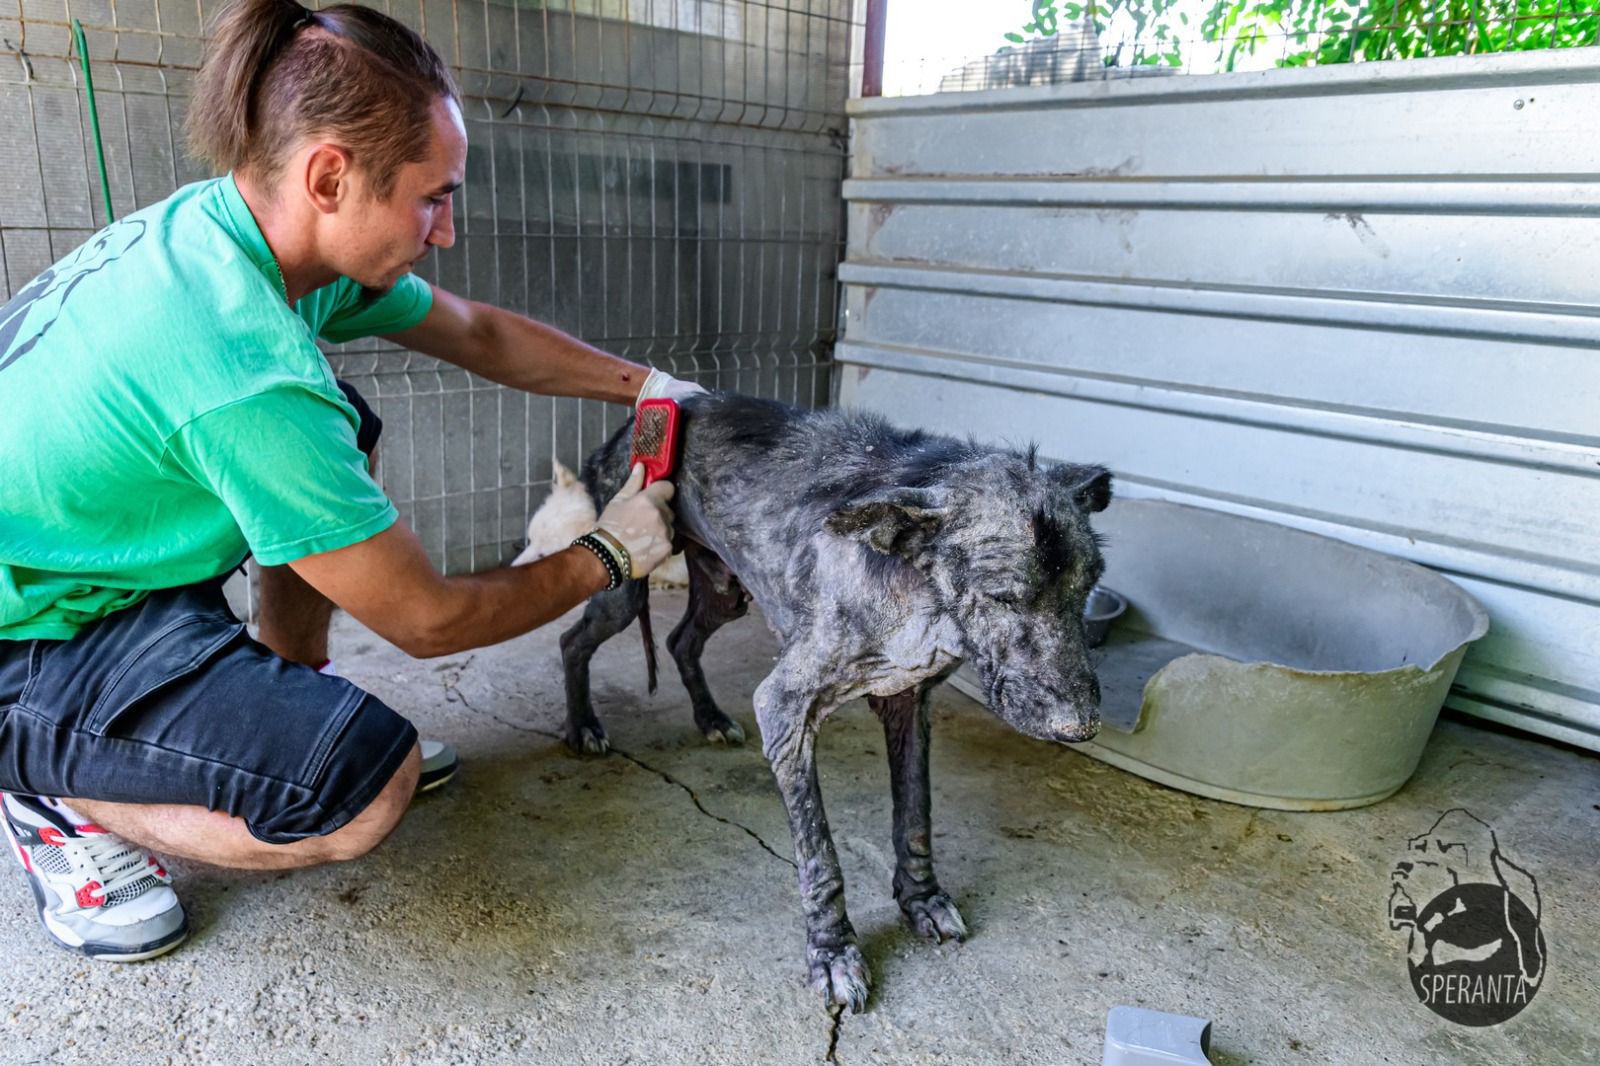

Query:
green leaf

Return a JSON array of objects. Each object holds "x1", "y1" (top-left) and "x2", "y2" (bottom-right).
[{"x1": 1004, "y1": 0, "x2": 1595, "y2": 72}]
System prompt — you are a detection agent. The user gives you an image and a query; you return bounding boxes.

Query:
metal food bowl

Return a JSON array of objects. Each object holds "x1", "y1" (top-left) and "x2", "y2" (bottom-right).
[{"x1": 1084, "y1": 586, "x2": 1126, "y2": 648}]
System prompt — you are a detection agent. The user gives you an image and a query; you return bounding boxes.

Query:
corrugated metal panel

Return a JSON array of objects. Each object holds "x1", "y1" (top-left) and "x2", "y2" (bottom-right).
[{"x1": 837, "y1": 50, "x2": 1600, "y2": 750}]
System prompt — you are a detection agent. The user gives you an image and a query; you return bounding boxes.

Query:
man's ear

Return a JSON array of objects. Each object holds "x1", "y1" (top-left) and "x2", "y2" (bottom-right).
[
  {"x1": 1055, "y1": 464, "x2": 1113, "y2": 514},
  {"x1": 825, "y1": 490, "x2": 945, "y2": 563},
  {"x1": 303, "y1": 143, "x2": 353, "y2": 214}
]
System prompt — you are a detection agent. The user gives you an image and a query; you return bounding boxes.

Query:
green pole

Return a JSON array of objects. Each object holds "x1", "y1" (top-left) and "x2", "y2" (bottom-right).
[{"x1": 72, "y1": 19, "x2": 115, "y2": 224}]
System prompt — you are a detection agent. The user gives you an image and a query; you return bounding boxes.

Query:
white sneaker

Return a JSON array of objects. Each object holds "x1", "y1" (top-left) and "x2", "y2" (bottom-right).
[
  {"x1": 418, "y1": 739, "x2": 458, "y2": 794},
  {"x1": 1, "y1": 793, "x2": 187, "y2": 961},
  {"x1": 319, "y1": 662, "x2": 457, "y2": 796}
]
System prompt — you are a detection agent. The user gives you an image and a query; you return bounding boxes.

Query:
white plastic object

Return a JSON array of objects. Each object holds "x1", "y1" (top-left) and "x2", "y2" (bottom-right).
[{"x1": 1102, "y1": 1006, "x2": 1213, "y2": 1065}]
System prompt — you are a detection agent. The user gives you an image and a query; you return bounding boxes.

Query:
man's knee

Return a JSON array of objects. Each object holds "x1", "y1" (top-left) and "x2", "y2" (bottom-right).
[{"x1": 315, "y1": 742, "x2": 421, "y2": 862}]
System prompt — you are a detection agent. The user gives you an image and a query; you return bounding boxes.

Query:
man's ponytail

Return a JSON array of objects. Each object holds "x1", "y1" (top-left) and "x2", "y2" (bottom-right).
[
  {"x1": 185, "y1": 0, "x2": 459, "y2": 198},
  {"x1": 186, "y1": 0, "x2": 314, "y2": 177}
]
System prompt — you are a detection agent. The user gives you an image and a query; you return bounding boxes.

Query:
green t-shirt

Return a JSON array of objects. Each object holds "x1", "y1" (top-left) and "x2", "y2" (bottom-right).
[{"x1": 0, "y1": 175, "x2": 434, "y2": 641}]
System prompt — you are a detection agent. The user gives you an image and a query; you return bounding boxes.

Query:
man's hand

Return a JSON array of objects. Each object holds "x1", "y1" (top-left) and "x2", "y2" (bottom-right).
[
  {"x1": 595, "y1": 463, "x2": 676, "y2": 577},
  {"x1": 636, "y1": 367, "x2": 707, "y2": 407}
]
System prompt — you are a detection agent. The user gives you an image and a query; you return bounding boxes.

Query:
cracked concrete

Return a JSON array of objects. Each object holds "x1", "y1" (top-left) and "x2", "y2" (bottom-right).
[
  {"x1": 1, "y1": 590, "x2": 1597, "y2": 1064},
  {"x1": 825, "y1": 1004, "x2": 845, "y2": 1062}
]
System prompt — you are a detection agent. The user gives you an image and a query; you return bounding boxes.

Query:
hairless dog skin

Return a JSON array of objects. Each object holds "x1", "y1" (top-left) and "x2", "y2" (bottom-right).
[{"x1": 560, "y1": 392, "x2": 1111, "y2": 1012}]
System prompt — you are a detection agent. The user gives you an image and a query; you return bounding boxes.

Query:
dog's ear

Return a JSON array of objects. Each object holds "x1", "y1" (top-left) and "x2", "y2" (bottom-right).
[
  {"x1": 826, "y1": 490, "x2": 945, "y2": 563},
  {"x1": 552, "y1": 460, "x2": 580, "y2": 489},
  {"x1": 1054, "y1": 464, "x2": 1113, "y2": 514}
]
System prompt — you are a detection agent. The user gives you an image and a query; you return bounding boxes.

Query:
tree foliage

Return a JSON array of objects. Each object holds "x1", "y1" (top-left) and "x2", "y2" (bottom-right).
[{"x1": 1004, "y1": 0, "x2": 1600, "y2": 71}]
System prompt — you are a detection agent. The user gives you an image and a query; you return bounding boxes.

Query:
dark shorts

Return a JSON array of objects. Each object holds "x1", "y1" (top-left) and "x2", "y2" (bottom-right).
[{"x1": 0, "y1": 380, "x2": 414, "y2": 844}]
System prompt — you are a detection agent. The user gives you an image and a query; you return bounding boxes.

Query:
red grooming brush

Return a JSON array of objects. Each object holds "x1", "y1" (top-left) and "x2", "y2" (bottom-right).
[{"x1": 629, "y1": 398, "x2": 683, "y2": 486}]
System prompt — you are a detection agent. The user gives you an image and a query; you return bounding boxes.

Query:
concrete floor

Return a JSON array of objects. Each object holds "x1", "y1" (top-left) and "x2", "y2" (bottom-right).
[{"x1": 2, "y1": 590, "x2": 1596, "y2": 1065}]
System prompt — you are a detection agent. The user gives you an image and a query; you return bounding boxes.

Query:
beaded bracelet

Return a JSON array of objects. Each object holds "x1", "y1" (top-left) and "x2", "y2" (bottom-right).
[
  {"x1": 588, "y1": 527, "x2": 633, "y2": 581},
  {"x1": 572, "y1": 532, "x2": 625, "y2": 591}
]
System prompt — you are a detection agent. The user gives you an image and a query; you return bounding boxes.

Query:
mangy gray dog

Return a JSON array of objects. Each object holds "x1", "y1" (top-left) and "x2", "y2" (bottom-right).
[{"x1": 561, "y1": 391, "x2": 1111, "y2": 1011}]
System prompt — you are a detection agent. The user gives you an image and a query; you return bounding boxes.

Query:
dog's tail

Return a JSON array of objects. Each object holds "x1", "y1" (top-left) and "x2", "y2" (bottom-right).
[{"x1": 637, "y1": 584, "x2": 659, "y2": 694}]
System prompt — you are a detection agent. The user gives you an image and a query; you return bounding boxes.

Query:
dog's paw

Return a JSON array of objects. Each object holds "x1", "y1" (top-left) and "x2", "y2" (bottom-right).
[
  {"x1": 807, "y1": 942, "x2": 871, "y2": 1013},
  {"x1": 700, "y1": 715, "x2": 746, "y2": 745},
  {"x1": 565, "y1": 725, "x2": 610, "y2": 756},
  {"x1": 902, "y1": 892, "x2": 967, "y2": 944}
]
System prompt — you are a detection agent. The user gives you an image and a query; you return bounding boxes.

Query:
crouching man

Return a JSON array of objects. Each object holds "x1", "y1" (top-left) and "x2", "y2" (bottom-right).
[{"x1": 0, "y1": 0, "x2": 691, "y2": 960}]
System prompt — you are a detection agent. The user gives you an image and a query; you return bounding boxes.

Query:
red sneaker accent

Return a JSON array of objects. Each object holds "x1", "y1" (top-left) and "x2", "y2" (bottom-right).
[
  {"x1": 39, "y1": 827, "x2": 65, "y2": 847},
  {"x1": 79, "y1": 824, "x2": 108, "y2": 835},
  {"x1": 148, "y1": 857, "x2": 168, "y2": 878},
  {"x1": 76, "y1": 881, "x2": 105, "y2": 908}
]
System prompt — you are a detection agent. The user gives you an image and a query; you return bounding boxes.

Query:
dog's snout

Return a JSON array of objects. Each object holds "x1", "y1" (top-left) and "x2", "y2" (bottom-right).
[{"x1": 1050, "y1": 707, "x2": 1101, "y2": 743}]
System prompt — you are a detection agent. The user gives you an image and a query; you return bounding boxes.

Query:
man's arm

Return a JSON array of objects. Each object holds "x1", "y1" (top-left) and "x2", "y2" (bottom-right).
[
  {"x1": 289, "y1": 518, "x2": 611, "y2": 659},
  {"x1": 385, "y1": 285, "x2": 646, "y2": 406}
]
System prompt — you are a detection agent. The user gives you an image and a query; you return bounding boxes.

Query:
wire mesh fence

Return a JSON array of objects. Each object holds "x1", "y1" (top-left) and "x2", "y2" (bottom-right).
[
  {"x1": 1, "y1": 0, "x2": 856, "y2": 576},
  {"x1": 877, "y1": 0, "x2": 1599, "y2": 96}
]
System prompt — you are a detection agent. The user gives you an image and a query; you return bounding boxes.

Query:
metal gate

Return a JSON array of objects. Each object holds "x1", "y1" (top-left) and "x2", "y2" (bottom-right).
[{"x1": 2, "y1": 0, "x2": 856, "y2": 573}]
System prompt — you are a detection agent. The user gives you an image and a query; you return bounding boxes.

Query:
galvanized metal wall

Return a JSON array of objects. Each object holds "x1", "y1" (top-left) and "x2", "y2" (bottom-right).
[
  {"x1": 2, "y1": 0, "x2": 854, "y2": 574},
  {"x1": 838, "y1": 50, "x2": 1600, "y2": 750}
]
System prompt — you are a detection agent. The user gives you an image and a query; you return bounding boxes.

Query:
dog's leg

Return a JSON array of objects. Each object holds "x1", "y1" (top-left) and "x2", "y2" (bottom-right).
[
  {"x1": 559, "y1": 581, "x2": 647, "y2": 755},
  {"x1": 756, "y1": 667, "x2": 871, "y2": 1013},
  {"x1": 667, "y1": 544, "x2": 750, "y2": 744},
  {"x1": 869, "y1": 686, "x2": 967, "y2": 944}
]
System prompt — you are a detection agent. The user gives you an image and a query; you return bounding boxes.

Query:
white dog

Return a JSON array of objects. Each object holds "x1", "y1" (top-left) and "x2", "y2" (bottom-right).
[{"x1": 514, "y1": 460, "x2": 688, "y2": 589}]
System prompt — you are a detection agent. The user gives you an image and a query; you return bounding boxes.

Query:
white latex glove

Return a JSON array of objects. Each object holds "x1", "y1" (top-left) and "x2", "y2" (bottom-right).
[
  {"x1": 595, "y1": 463, "x2": 676, "y2": 578},
  {"x1": 636, "y1": 367, "x2": 708, "y2": 406}
]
